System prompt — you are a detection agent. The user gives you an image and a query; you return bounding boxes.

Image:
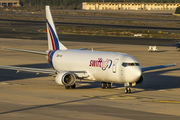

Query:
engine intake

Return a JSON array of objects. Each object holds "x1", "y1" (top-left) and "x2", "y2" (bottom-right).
[{"x1": 55, "y1": 72, "x2": 76, "y2": 86}]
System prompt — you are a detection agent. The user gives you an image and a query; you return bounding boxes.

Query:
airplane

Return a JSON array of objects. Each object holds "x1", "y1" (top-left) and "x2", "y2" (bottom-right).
[
  {"x1": 0, "y1": 6, "x2": 177, "y2": 93},
  {"x1": 160, "y1": 42, "x2": 180, "y2": 50}
]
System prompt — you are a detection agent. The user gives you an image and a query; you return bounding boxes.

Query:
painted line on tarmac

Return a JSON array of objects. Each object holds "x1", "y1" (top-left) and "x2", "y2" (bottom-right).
[
  {"x1": 88, "y1": 95, "x2": 145, "y2": 100},
  {"x1": 148, "y1": 100, "x2": 180, "y2": 104}
]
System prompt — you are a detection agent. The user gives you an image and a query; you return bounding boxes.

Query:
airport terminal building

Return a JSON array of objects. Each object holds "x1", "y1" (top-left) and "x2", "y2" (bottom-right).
[
  {"x1": 0, "y1": 0, "x2": 20, "y2": 7},
  {"x1": 82, "y1": 2, "x2": 180, "y2": 10}
]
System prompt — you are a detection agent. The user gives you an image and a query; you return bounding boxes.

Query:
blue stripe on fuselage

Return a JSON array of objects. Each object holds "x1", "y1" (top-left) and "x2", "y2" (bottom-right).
[{"x1": 48, "y1": 50, "x2": 56, "y2": 69}]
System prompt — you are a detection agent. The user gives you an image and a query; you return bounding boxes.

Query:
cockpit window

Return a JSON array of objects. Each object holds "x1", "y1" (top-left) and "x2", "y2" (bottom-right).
[
  {"x1": 122, "y1": 63, "x2": 127, "y2": 67},
  {"x1": 122, "y1": 62, "x2": 140, "y2": 67},
  {"x1": 135, "y1": 63, "x2": 140, "y2": 66}
]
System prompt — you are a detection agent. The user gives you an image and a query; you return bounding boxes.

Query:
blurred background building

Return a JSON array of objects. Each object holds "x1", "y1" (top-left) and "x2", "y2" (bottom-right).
[
  {"x1": 82, "y1": 2, "x2": 179, "y2": 10},
  {"x1": 0, "y1": 0, "x2": 20, "y2": 7}
]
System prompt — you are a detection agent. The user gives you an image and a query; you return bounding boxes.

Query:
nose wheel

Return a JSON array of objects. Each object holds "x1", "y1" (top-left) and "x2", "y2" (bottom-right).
[
  {"x1": 125, "y1": 87, "x2": 131, "y2": 93},
  {"x1": 124, "y1": 83, "x2": 132, "y2": 93}
]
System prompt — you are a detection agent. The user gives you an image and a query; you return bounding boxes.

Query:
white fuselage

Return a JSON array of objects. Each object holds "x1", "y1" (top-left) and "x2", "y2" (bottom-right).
[{"x1": 50, "y1": 50, "x2": 142, "y2": 84}]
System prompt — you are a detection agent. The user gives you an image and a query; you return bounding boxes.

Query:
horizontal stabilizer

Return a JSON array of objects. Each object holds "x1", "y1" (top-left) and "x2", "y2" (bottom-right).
[
  {"x1": 2, "y1": 47, "x2": 47, "y2": 55},
  {"x1": 76, "y1": 47, "x2": 88, "y2": 50},
  {"x1": 142, "y1": 63, "x2": 177, "y2": 72}
]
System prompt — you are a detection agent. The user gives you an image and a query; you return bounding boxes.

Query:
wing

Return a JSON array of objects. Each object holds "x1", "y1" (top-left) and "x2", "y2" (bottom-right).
[
  {"x1": 0, "y1": 65, "x2": 57, "y2": 75},
  {"x1": 2, "y1": 47, "x2": 47, "y2": 55},
  {"x1": 0, "y1": 65, "x2": 89, "y2": 78},
  {"x1": 141, "y1": 63, "x2": 177, "y2": 72},
  {"x1": 2, "y1": 47, "x2": 87, "y2": 54}
]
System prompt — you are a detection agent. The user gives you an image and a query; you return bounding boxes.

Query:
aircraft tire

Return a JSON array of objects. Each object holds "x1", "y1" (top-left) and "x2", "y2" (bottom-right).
[
  {"x1": 125, "y1": 87, "x2": 131, "y2": 93},
  {"x1": 101, "y1": 82, "x2": 107, "y2": 89},
  {"x1": 107, "y1": 83, "x2": 111, "y2": 89}
]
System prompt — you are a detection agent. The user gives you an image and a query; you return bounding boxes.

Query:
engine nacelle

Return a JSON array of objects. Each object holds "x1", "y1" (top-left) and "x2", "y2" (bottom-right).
[
  {"x1": 55, "y1": 72, "x2": 76, "y2": 86},
  {"x1": 136, "y1": 75, "x2": 144, "y2": 85}
]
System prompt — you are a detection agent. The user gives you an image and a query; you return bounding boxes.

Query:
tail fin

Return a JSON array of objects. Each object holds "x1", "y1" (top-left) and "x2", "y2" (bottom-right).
[{"x1": 46, "y1": 6, "x2": 67, "y2": 50}]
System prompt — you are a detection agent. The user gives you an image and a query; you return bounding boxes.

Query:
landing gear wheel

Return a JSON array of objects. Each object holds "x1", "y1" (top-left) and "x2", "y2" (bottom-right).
[
  {"x1": 101, "y1": 82, "x2": 112, "y2": 89},
  {"x1": 125, "y1": 87, "x2": 131, "y2": 93},
  {"x1": 125, "y1": 89, "x2": 128, "y2": 93},
  {"x1": 107, "y1": 83, "x2": 112, "y2": 89},
  {"x1": 71, "y1": 84, "x2": 76, "y2": 89},
  {"x1": 128, "y1": 89, "x2": 131, "y2": 93},
  {"x1": 101, "y1": 82, "x2": 107, "y2": 89}
]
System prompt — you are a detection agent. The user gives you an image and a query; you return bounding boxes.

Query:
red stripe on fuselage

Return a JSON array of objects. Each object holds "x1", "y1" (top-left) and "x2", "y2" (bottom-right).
[
  {"x1": 48, "y1": 50, "x2": 52, "y2": 62},
  {"x1": 48, "y1": 26, "x2": 55, "y2": 50}
]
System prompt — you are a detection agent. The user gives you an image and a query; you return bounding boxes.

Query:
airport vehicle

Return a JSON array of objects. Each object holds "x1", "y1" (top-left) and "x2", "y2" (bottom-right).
[
  {"x1": 160, "y1": 42, "x2": 180, "y2": 50},
  {"x1": 0, "y1": 6, "x2": 177, "y2": 93},
  {"x1": 148, "y1": 46, "x2": 158, "y2": 52}
]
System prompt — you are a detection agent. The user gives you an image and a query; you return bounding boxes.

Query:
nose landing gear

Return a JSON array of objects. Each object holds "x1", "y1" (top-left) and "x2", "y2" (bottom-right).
[
  {"x1": 124, "y1": 83, "x2": 133, "y2": 93},
  {"x1": 125, "y1": 87, "x2": 131, "y2": 93}
]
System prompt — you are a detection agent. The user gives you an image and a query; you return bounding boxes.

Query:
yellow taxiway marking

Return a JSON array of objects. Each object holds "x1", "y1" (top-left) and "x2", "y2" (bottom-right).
[
  {"x1": 89, "y1": 95, "x2": 144, "y2": 100},
  {"x1": 148, "y1": 100, "x2": 180, "y2": 104}
]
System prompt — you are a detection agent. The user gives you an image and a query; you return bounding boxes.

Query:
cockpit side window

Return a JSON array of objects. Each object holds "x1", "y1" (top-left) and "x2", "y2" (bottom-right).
[
  {"x1": 122, "y1": 62, "x2": 140, "y2": 67},
  {"x1": 122, "y1": 63, "x2": 127, "y2": 67}
]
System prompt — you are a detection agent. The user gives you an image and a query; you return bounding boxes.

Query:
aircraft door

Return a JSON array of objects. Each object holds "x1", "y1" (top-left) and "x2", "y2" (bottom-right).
[{"x1": 112, "y1": 59, "x2": 119, "y2": 73}]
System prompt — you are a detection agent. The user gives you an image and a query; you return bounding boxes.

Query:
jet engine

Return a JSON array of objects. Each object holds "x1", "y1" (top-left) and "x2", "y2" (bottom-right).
[
  {"x1": 136, "y1": 75, "x2": 144, "y2": 85},
  {"x1": 55, "y1": 72, "x2": 76, "y2": 86}
]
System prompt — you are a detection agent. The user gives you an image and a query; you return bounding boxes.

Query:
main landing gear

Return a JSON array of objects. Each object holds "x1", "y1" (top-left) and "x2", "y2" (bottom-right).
[
  {"x1": 65, "y1": 84, "x2": 76, "y2": 89},
  {"x1": 101, "y1": 82, "x2": 112, "y2": 89}
]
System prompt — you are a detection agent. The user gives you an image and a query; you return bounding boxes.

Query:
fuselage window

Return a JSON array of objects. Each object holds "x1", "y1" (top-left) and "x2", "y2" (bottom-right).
[{"x1": 122, "y1": 62, "x2": 140, "y2": 67}]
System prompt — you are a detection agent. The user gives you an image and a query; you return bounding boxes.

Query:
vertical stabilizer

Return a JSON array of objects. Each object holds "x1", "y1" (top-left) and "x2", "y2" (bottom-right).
[{"x1": 46, "y1": 6, "x2": 67, "y2": 50}]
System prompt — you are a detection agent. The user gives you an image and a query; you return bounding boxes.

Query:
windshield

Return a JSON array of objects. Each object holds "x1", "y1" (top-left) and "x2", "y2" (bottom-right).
[{"x1": 122, "y1": 62, "x2": 140, "y2": 67}]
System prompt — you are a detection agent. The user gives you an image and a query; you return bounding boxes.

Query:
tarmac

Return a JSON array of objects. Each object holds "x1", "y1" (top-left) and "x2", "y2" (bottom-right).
[{"x1": 0, "y1": 38, "x2": 180, "y2": 119}]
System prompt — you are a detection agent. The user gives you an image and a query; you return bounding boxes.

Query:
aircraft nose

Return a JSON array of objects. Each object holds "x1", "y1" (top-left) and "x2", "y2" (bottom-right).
[
  {"x1": 133, "y1": 67, "x2": 142, "y2": 80},
  {"x1": 125, "y1": 67, "x2": 142, "y2": 83}
]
